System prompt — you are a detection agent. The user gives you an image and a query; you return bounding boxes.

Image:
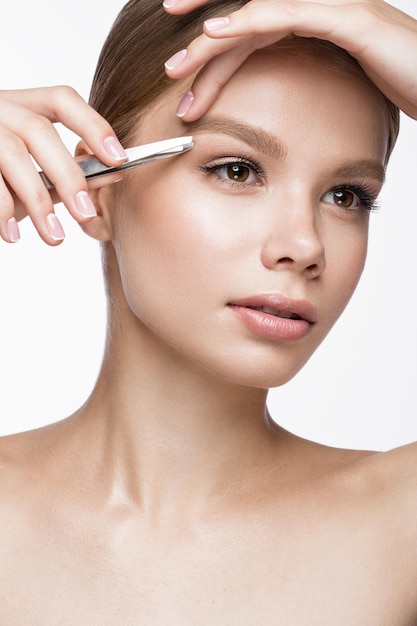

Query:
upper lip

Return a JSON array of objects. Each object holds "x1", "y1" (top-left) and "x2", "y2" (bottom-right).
[{"x1": 229, "y1": 294, "x2": 317, "y2": 324}]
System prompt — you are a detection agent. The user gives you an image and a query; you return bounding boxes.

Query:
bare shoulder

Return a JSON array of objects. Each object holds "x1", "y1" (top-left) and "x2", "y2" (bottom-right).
[
  {"x1": 319, "y1": 437, "x2": 417, "y2": 508},
  {"x1": 324, "y1": 439, "x2": 417, "y2": 555},
  {"x1": 0, "y1": 422, "x2": 57, "y2": 481},
  {"x1": 289, "y1": 433, "x2": 417, "y2": 541},
  {"x1": 0, "y1": 425, "x2": 53, "y2": 514},
  {"x1": 0, "y1": 427, "x2": 43, "y2": 490},
  {"x1": 0, "y1": 422, "x2": 84, "y2": 619},
  {"x1": 365, "y1": 440, "x2": 417, "y2": 508},
  {"x1": 0, "y1": 422, "x2": 70, "y2": 545},
  {"x1": 350, "y1": 440, "x2": 417, "y2": 498}
]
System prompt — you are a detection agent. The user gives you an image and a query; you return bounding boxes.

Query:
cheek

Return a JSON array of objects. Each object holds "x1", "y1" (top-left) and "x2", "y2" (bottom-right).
[
  {"x1": 117, "y1": 164, "x2": 259, "y2": 271},
  {"x1": 111, "y1": 171, "x2": 238, "y2": 317},
  {"x1": 323, "y1": 220, "x2": 369, "y2": 320}
]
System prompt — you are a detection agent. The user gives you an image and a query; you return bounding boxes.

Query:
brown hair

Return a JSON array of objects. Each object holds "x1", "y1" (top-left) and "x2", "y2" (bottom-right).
[
  {"x1": 89, "y1": 0, "x2": 247, "y2": 143},
  {"x1": 89, "y1": 0, "x2": 399, "y2": 160}
]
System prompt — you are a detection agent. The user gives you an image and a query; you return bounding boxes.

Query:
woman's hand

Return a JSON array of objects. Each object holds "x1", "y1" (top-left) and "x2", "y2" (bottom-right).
[
  {"x1": 163, "y1": 0, "x2": 417, "y2": 121},
  {"x1": 0, "y1": 87, "x2": 126, "y2": 245}
]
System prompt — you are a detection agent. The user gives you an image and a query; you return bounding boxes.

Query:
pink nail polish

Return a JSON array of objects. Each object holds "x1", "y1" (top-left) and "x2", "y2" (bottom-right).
[
  {"x1": 103, "y1": 136, "x2": 127, "y2": 161},
  {"x1": 75, "y1": 191, "x2": 97, "y2": 218},
  {"x1": 46, "y1": 213, "x2": 65, "y2": 242},
  {"x1": 165, "y1": 49, "x2": 187, "y2": 71},
  {"x1": 6, "y1": 217, "x2": 20, "y2": 243},
  {"x1": 204, "y1": 16, "x2": 231, "y2": 31},
  {"x1": 176, "y1": 91, "x2": 195, "y2": 118}
]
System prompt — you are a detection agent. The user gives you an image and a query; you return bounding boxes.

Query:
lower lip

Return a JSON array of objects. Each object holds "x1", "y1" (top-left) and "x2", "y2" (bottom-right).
[{"x1": 229, "y1": 305, "x2": 312, "y2": 341}]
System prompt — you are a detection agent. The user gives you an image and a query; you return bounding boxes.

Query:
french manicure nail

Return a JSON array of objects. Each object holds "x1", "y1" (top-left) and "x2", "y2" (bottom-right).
[
  {"x1": 163, "y1": 0, "x2": 178, "y2": 7},
  {"x1": 176, "y1": 91, "x2": 195, "y2": 118},
  {"x1": 204, "y1": 16, "x2": 231, "y2": 31},
  {"x1": 46, "y1": 213, "x2": 65, "y2": 242},
  {"x1": 6, "y1": 217, "x2": 20, "y2": 243},
  {"x1": 165, "y1": 49, "x2": 187, "y2": 71},
  {"x1": 103, "y1": 136, "x2": 127, "y2": 161},
  {"x1": 75, "y1": 191, "x2": 97, "y2": 218}
]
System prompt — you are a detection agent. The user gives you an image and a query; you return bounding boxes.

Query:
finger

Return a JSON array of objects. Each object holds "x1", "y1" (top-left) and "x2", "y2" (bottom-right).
[
  {"x1": 0, "y1": 97, "x2": 102, "y2": 224},
  {"x1": 165, "y1": 31, "x2": 252, "y2": 79},
  {"x1": 176, "y1": 42, "x2": 257, "y2": 120},
  {"x1": 0, "y1": 174, "x2": 21, "y2": 244},
  {"x1": 164, "y1": 2, "x2": 333, "y2": 81},
  {"x1": 161, "y1": 0, "x2": 341, "y2": 15},
  {"x1": 199, "y1": 2, "x2": 354, "y2": 46},
  {"x1": 162, "y1": 0, "x2": 210, "y2": 14},
  {"x1": 0, "y1": 129, "x2": 66, "y2": 245},
  {"x1": 0, "y1": 86, "x2": 127, "y2": 166},
  {"x1": 199, "y1": 0, "x2": 417, "y2": 64},
  {"x1": 361, "y1": 62, "x2": 417, "y2": 120}
]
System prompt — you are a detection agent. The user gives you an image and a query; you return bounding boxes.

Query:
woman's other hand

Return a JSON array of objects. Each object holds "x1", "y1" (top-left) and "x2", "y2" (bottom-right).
[
  {"x1": 0, "y1": 87, "x2": 126, "y2": 245},
  {"x1": 163, "y1": 0, "x2": 417, "y2": 122}
]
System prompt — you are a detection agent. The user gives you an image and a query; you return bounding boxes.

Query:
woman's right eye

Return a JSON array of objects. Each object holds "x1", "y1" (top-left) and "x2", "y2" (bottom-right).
[
  {"x1": 217, "y1": 163, "x2": 255, "y2": 183},
  {"x1": 200, "y1": 158, "x2": 263, "y2": 188}
]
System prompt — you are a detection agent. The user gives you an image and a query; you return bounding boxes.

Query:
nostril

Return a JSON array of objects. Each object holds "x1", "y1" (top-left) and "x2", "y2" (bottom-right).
[
  {"x1": 277, "y1": 257, "x2": 293, "y2": 264},
  {"x1": 306, "y1": 262, "x2": 321, "y2": 275}
]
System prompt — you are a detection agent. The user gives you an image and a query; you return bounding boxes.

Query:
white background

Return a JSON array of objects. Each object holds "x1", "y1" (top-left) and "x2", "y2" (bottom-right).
[{"x1": 0, "y1": 1, "x2": 416, "y2": 451}]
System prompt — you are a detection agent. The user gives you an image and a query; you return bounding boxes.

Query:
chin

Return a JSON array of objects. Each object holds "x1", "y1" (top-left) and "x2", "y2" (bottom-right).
[
  {"x1": 233, "y1": 368, "x2": 303, "y2": 390},
  {"x1": 199, "y1": 352, "x2": 311, "y2": 391}
]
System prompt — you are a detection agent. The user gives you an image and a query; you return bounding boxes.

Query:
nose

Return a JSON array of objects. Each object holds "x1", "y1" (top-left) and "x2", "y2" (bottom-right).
[{"x1": 260, "y1": 197, "x2": 326, "y2": 279}]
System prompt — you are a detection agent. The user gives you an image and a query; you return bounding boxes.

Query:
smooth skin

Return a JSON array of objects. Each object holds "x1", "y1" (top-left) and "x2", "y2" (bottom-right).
[{"x1": 0, "y1": 2, "x2": 417, "y2": 625}]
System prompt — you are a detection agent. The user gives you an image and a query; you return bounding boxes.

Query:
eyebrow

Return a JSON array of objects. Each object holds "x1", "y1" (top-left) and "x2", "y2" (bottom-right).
[
  {"x1": 331, "y1": 161, "x2": 386, "y2": 184},
  {"x1": 185, "y1": 116, "x2": 286, "y2": 161},
  {"x1": 185, "y1": 115, "x2": 386, "y2": 183}
]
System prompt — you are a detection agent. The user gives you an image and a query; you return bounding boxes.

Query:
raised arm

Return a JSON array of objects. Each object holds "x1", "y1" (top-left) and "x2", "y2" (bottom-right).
[
  {"x1": 163, "y1": 0, "x2": 417, "y2": 121},
  {"x1": 0, "y1": 87, "x2": 126, "y2": 245}
]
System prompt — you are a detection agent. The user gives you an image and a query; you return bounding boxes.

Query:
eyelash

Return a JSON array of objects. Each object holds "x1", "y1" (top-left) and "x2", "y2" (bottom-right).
[
  {"x1": 326, "y1": 182, "x2": 380, "y2": 214},
  {"x1": 199, "y1": 158, "x2": 379, "y2": 213}
]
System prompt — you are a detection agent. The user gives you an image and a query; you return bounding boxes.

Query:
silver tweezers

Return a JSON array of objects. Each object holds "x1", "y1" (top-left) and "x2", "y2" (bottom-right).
[{"x1": 39, "y1": 135, "x2": 194, "y2": 190}]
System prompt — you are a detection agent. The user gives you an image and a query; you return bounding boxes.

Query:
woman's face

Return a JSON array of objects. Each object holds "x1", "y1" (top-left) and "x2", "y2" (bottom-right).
[{"x1": 108, "y1": 47, "x2": 388, "y2": 388}]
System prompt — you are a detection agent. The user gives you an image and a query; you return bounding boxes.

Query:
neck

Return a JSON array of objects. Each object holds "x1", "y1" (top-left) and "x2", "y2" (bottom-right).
[{"x1": 73, "y1": 302, "x2": 288, "y2": 518}]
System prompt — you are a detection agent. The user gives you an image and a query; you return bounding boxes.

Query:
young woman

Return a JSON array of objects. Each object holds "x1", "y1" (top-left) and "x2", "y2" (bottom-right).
[{"x1": 0, "y1": 0, "x2": 416, "y2": 623}]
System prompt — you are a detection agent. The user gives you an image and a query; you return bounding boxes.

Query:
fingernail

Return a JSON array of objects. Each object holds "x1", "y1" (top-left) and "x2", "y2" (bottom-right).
[
  {"x1": 176, "y1": 91, "x2": 195, "y2": 118},
  {"x1": 6, "y1": 217, "x2": 20, "y2": 243},
  {"x1": 165, "y1": 49, "x2": 187, "y2": 71},
  {"x1": 163, "y1": 0, "x2": 178, "y2": 7},
  {"x1": 204, "y1": 16, "x2": 231, "y2": 31},
  {"x1": 46, "y1": 213, "x2": 65, "y2": 241},
  {"x1": 103, "y1": 136, "x2": 127, "y2": 161},
  {"x1": 75, "y1": 191, "x2": 97, "y2": 218}
]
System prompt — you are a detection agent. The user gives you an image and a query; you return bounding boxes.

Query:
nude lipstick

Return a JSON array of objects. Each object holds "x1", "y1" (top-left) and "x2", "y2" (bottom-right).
[{"x1": 228, "y1": 294, "x2": 316, "y2": 341}]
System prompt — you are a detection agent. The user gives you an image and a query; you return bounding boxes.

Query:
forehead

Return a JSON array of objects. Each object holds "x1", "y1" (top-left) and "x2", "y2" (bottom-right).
[
  {"x1": 207, "y1": 47, "x2": 388, "y2": 161},
  {"x1": 135, "y1": 44, "x2": 389, "y2": 166},
  {"x1": 219, "y1": 44, "x2": 384, "y2": 116}
]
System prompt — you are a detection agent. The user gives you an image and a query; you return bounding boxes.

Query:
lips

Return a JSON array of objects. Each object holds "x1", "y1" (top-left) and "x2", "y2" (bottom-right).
[
  {"x1": 248, "y1": 305, "x2": 302, "y2": 320},
  {"x1": 228, "y1": 294, "x2": 317, "y2": 341},
  {"x1": 230, "y1": 294, "x2": 317, "y2": 324}
]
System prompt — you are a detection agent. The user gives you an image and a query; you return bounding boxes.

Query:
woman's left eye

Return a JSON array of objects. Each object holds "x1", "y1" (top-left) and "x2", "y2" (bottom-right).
[
  {"x1": 324, "y1": 189, "x2": 358, "y2": 208},
  {"x1": 321, "y1": 185, "x2": 378, "y2": 212}
]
